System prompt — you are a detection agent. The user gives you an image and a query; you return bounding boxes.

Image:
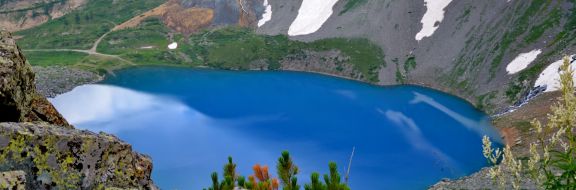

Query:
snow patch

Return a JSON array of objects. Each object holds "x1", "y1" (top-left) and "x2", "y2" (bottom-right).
[
  {"x1": 506, "y1": 49, "x2": 542, "y2": 74},
  {"x1": 534, "y1": 55, "x2": 576, "y2": 92},
  {"x1": 168, "y1": 42, "x2": 178, "y2": 50},
  {"x1": 415, "y1": 0, "x2": 453, "y2": 41},
  {"x1": 257, "y1": 0, "x2": 272, "y2": 27},
  {"x1": 288, "y1": 0, "x2": 340, "y2": 36}
]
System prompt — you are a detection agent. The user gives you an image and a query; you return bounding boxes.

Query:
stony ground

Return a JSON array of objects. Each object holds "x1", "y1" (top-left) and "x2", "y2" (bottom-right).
[{"x1": 33, "y1": 66, "x2": 102, "y2": 98}]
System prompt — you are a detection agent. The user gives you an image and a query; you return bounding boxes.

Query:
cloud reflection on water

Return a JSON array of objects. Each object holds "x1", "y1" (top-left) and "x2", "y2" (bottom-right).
[
  {"x1": 410, "y1": 92, "x2": 501, "y2": 143},
  {"x1": 49, "y1": 84, "x2": 211, "y2": 133},
  {"x1": 379, "y1": 109, "x2": 461, "y2": 175}
]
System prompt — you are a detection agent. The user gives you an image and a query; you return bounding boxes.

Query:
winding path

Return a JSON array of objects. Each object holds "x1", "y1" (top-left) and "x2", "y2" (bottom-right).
[
  {"x1": 23, "y1": 48, "x2": 133, "y2": 65},
  {"x1": 24, "y1": 22, "x2": 134, "y2": 66}
]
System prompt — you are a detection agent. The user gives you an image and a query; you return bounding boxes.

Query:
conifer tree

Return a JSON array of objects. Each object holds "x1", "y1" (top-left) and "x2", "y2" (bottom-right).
[
  {"x1": 277, "y1": 151, "x2": 300, "y2": 190},
  {"x1": 304, "y1": 172, "x2": 326, "y2": 190},
  {"x1": 323, "y1": 162, "x2": 350, "y2": 190}
]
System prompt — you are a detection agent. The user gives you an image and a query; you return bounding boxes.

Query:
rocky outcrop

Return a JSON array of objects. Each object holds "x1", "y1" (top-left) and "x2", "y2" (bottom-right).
[
  {"x1": 279, "y1": 50, "x2": 363, "y2": 81},
  {"x1": 0, "y1": 122, "x2": 156, "y2": 190},
  {"x1": 0, "y1": 30, "x2": 156, "y2": 189},
  {"x1": 0, "y1": 30, "x2": 69, "y2": 127}
]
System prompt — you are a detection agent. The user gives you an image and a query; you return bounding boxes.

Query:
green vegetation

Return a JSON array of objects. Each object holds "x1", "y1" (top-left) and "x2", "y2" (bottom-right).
[
  {"x1": 403, "y1": 56, "x2": 416, "y2": 73},
  {"x1": 309, "y1": 38, "x2": 386, "y2": 82},
  {"x1": 206, "y1": 152, "x2": 350, "y2": 190},
  {"x1": 489, "y1": 0, "x2": 549, "y2": 76},
  {"x1": 24, "y1": 51, "x2": 88, "y2": 67},
  {"x1": 523, "y1": 7, "x2": 562, "y2": 44},
  {"x1": 21, "y1": 25, "x2": 385, "y2": 82},
  {"x1": 98, "y1": 18, "x2": 184, "y2": 65},
  {"x1": 483, "y1": 57, "x2": 576, "y2": 189},
  {"x1": 277, "y1": 151, "x2": 300, "y2": 190},
  {"x1": 16, "y1": 0, "x2": 164, "y2": 49},
  {"x1": 505, "y1": 83, "x2": 522, "y2": 103},
  {"x1": 0, "y1": 0, "x2": 66, "y2": 14},
  {"x1": 339, "y1": 0, "x2": 368, "y2": 15},
  {"x1": 475, "y1": 91, "x2": 497, "y2": 111},
  {"x1": 393, "y1": 58, "x2": 405, "y2": 83},
  {"x1": 188, "y1": 27, "x2": 385, "y2": 82}
]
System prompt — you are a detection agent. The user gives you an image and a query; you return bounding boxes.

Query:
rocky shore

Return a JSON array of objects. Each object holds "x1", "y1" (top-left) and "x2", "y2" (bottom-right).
[{"x1": 33, "y1": 66, "x2": 102, "y2": 98}]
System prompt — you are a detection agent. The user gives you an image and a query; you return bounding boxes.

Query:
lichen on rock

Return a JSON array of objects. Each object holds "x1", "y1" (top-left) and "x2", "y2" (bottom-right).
[{"x1": 0, "y1": 123, "x2": 157, "y2": 190}]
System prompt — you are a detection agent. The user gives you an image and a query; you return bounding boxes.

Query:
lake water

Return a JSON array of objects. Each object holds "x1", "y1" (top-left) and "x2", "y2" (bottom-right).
[{"x1": 50, "y1": 67, "x2": 502, "y2": 189}]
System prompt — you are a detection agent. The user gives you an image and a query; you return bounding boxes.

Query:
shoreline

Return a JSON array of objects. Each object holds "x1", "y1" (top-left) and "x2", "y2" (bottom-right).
[
  {"x1": 39, "y1": 64, "x2": 520, "y2": 189},
  {"x1": 41, "y1": 63, "x2": 516, "y2": 144}
]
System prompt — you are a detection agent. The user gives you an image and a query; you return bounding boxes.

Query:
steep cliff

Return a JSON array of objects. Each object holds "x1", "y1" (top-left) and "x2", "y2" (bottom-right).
[{"x1": 0, "y1": 31, "x2": 156, "y2": 189}]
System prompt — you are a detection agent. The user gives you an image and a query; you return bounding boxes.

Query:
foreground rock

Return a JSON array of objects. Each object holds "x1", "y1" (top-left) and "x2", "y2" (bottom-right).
[
  {"x1": 0, "y1": 122, "x2": 156, "y2": 189},
  {"x1": 1, "y1": 30, "x2": 157, "y2": 189},
  {"x1": 0, "y1": 30, "x2": 69, "y2": 127}
]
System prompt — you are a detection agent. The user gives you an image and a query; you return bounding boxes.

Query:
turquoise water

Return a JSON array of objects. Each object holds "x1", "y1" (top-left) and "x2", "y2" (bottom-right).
[{"x1": 50, "y1": 67, "x2": 502, "y2": 189}]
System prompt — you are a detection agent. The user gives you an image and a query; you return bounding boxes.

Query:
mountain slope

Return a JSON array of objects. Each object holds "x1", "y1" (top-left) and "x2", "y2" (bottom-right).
[
  {"x1": 257, "y1": 0, "x2": 576, "y2": 112},
  {"x1": 0, "y1": 0, "x2": 86, "y2": 32},
  {"x1": 4, "y1": 0, "x2": 576, "y2": 113}
]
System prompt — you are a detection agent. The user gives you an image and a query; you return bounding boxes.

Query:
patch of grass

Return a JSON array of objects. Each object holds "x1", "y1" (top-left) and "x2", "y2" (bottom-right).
[
  {"x1": 191, "y1": 28, "x2": 302, "y2": 69},
  {"x1": 97, "y1": 18, "x2": 185, "y2": 65},
  {"x1": 505, "y1": 83, "x2": 523, "y2": 103},
  {"x1": 393, "y1": 59, "x2": 405, "y2": 83},
  {"x1": 189, "y1": 27, "x2": 385, "y2": 82},
  {"x1": 309, "y1": 38, "x2": 386, "y2": 82},
  {"x1": 339, "y1": 0, "x2": 368, "y2": 15},
  {"x1": 16, "y1": 0, "x2": 164, "y2": 49},
  {"x1": 524, "y1": 7, "x2": 562, "y2": 44},
  {"x1": 98, "y1": 18, "x2": 169, "y2": 54},
  {"x1": 403, "y1": 56, "x2": 416, "y2": 73},
  {"x1": 475, "y1": 91, "x2": 497, "y2": 111},
  {"x1": 512, "y1": 121, "x2": 533, "y2": 132},
  {"x1": 23, "y1": 51, "x2": 88, "y2": 67}
]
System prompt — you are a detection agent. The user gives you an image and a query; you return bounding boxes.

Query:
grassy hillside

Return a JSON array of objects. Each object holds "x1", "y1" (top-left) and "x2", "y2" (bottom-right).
[
  {"x1": 13, "y1": 0, "x2": 385, "y2": 82},
  {"x1": 16, "y1": 0, "x2": 164, "y2": 49},
  {"x1": 185, "y1": 27, "x2": 385, "y2": 82}
]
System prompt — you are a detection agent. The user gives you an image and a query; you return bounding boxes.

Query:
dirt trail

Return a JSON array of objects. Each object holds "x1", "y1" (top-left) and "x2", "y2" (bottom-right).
[
  {"x1": 89, "y1": 31, "x2": 111, "y2": 54},
  {"x1": 22, "y1": 2, "x2": 172, "y2": 67},
  {"x1": 24, "y1": 49, "x2": 134, "y2": 65}
]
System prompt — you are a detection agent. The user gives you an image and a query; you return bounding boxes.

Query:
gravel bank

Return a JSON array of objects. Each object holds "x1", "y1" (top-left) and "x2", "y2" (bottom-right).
[{"x1": 33, "y1": 66, "x2": 102, "y2": 98}]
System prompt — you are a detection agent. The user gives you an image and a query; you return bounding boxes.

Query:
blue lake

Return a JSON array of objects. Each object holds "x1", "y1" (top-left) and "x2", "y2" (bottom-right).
[{"x1": 50, "y1": 67, "x2": 502, "y2": 189}]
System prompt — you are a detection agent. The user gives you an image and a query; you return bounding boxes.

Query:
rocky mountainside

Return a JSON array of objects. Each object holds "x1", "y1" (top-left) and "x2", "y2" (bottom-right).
[
  {"x1": 0, "y1": 31, "x2": 156, "y2": 189},
  {"x1": 4, "y1": 0, "x2": 575, "y2": 113},
  {"x1": 255, "y1": 0, "x2": 576, "y2": 112},
  {"x1": 0, "y1": 0, "x2": 86, "y2": 32}
]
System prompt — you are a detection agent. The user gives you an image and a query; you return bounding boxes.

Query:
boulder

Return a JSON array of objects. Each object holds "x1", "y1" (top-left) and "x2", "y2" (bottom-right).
[{"x1": 0, "y1": 30, "x2": 69, "y2": 127}]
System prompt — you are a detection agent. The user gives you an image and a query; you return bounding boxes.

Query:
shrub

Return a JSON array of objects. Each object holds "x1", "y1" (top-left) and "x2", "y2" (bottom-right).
[{"x1": 482, "y1": 56, "x2": 576, "y2": 189}]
